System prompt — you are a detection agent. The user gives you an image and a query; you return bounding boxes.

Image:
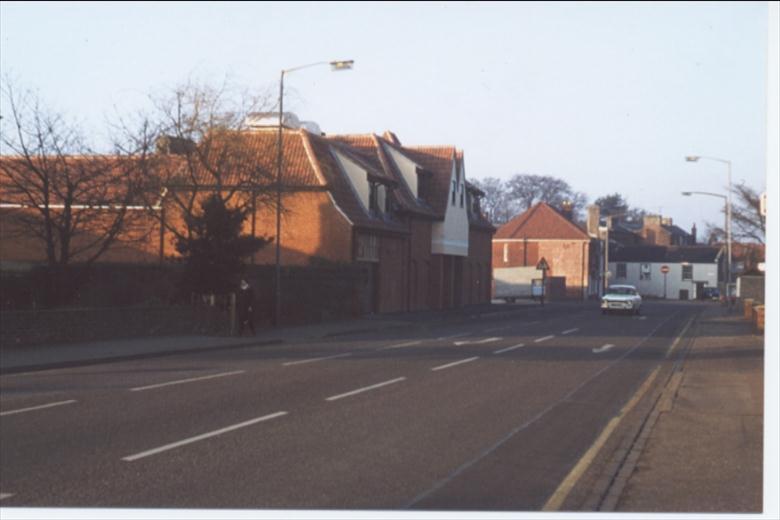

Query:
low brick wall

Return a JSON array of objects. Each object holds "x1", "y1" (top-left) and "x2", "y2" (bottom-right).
[{"x1": 0, "y1": 305, "x2": 229, "y2": 348}]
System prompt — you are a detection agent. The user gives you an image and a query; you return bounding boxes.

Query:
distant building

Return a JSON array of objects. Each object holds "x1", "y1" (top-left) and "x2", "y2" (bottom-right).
[{"x1": 609, "y1": 245, "x2": 722, "y2": 299}]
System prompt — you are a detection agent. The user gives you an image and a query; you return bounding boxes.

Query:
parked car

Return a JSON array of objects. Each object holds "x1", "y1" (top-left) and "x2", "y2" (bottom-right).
[
  {"x1": 601, "y1": 285, "x2": 642, "y2": 315},
  {"x1": 701, "y1": 287, "x2": 720, "y2": 300}
]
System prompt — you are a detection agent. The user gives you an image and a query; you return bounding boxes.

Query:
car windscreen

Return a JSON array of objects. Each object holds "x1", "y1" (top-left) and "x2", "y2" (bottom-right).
[{"x1": 607, "y1": 287, "x2": 636, "y2": 295}]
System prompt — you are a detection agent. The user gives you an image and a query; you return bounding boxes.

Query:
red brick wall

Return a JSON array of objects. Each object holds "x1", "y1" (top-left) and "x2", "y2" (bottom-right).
[
  {"x1": 407, "y1": 218, "x2": 433, "y2": 311},
  {"x1": 467, "y1": 228, "x2": 494, "y2": 304},
  {"x1": 492, "y1": 239, "x2": 590, "y2": 300},
  {"x1": 377, "y1": 234, "x2": 406, "y2": 313}
]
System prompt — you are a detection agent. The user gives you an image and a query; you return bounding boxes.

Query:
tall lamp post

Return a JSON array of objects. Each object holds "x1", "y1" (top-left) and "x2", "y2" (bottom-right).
[
  {"x1": 681, "y1": 190, "x2": 730, "y2": 297},
  {"x1": 684, "y1": 155, "x2": 732, "y2": 301},
  {"x1": 598, "y1": 212, "x2": 631, "y2": 296},
  {"x1": 274, "y1": 60, "x2": 354, "y2": 327}
]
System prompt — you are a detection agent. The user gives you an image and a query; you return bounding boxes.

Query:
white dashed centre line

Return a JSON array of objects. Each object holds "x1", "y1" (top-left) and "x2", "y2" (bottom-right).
[
  {"x1": 283, "y1": 353, "x2": 352, "y2": 366},
  {"x1": 129, "y1": 370, "x2": 245, "y2": 391},
  {"x1": 431, "y1": 357, "x2": 480, "y2": 371},
  {"x1": 534, "y1": 335, "x2": 555, "y2": 343},
  {"x1": 325, "y1": 377, "x2": 406, "y2": 401},
  {"x1": 0, "y1": 399, "x2": 77, "y2": 417},
  {"x1": 454, "y1": 337, "x2": 501, "y2": 346},
  {"x1": 0, "y1": 493, "x2": 14, "y2": 501},
  {"x1": 122, "y1": 411, "x2": 288, "y2": 461},
  {"x1": 381, "y1": 340, "x2": 422, "y2": 350},
  {"x1": 593, "y1": 344, "x2": 615, "y2": 354},
  {"x1": 494, "y1": 343, "x2": 525, "y2": 354},
  {"x1": 561, "y1": 328, "x2": 579, "y2": 335}
]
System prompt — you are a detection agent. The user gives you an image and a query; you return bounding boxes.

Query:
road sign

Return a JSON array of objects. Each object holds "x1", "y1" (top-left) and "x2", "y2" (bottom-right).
[
  {"x1": 536, "y1": 257, "x2": 550, "y2": 271},
  {"x1": 660, "y1": 265, "x2": 670, "y2": 274}
]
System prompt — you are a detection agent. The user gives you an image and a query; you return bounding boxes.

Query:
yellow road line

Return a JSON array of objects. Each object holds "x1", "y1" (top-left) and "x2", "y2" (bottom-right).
[{"x1": 543, "y1": 315, "x2": 695, "y2": 511}]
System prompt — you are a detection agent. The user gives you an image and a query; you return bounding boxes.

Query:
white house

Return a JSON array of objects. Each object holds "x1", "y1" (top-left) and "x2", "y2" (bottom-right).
[{"x1": 608, "y1": 245, "x2": 723, "y2": 300}]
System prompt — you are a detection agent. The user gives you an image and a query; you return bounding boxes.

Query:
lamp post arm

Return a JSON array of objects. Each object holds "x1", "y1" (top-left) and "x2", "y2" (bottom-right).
[{"x1": 683, "y1": 191, "x2": 727, "y2": 200}]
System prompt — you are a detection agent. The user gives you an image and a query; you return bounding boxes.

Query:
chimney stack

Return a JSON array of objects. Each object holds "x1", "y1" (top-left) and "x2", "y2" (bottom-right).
[
  {"x1": 691, "y1": 223, "x2": 697, "y2": 244},
  {"x1": 587, "y1": 205, "x2": 600, "y2": 237}
]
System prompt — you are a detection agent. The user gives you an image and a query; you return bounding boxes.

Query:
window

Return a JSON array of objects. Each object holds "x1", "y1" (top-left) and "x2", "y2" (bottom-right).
[
  {"x1": 460, "y1": 184, "x2": 465, "y2": 207},
  {"x1": 640, "y1": 263, "x2": 651, "y2": 280},
  {"x1": 682, "y1": 264, "x2": 693, "y2": 280},
  {"x1": 451, "y1": 180, "x2": 457, "y2": 205},
  {"x1": 503, "y1": 243, "x2": 508, "y2": 263},
  {"x1": 616, "y1": 263, "x2": 627, "y2": 279},
  {"x1": 369, "y1": 183, "x2": 379, "y2": 214}
]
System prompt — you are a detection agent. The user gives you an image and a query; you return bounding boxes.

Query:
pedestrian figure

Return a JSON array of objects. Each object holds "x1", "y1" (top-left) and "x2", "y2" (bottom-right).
[{"x1": 237, "y1": 279, "x2": 256, "y2": 336}]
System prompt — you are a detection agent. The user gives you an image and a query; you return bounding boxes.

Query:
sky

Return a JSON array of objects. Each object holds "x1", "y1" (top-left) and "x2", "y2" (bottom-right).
[{"x1": 0, "y1": 1, "x2": 770, "y2": 238}]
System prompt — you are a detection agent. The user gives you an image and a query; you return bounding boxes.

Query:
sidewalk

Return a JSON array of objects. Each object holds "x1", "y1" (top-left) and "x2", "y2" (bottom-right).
[
  {"x1": 0, "y1": 299, "x2": 550, "y2": 374},
  {"x1": 615, "y1": 306, "x2": 765, "y2": 513}
]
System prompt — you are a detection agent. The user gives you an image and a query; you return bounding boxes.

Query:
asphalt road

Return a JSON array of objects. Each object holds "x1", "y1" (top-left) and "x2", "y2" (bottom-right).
[{"x1": 0, "y1": 301, "x2": 700, "y2": 510}]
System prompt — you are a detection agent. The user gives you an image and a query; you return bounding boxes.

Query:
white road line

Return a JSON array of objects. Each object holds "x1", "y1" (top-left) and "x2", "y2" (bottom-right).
[
  {"x1": 494, "y1": 343, "x2": 525, "y2": 354},
  {"x1": 282, "y1": 353, "x2": 352, "y2": 366},
  {"x1": 561, "y1": 328, "x2": 579, "y2": 335},
  {"x1": 325, "y1": 377, "x2": 406, "y2": 402},
  {"x1": 129, "y1": 370, "x2": 246, "y2": 392},
  {"x1": 431, "y1": 357, "x2": 480, "y2": 371},
  {"x1": 593, "y1": 343, "x2": 615, "y2": 354},
  {"x1": 436, "y1": 332, "x2": 471, "y2": 341},
  {"x1": 122, "y1": 411, "x2": 288, "y2": 462},
  {"x1": 534, "y1": 335, "x2": 555, "y2": 343},
  {"x1": 0, "y1": 493, "x2": 14, "y2": 501},
  {"x1": 454, "y1": 337, "x2": 501, "y2": 346},
  {"x1": 380, "y1": 340, "x2": 422, "y2": 350},
  {"x1": 0, "y1": 399, "x2": 77, "y2": 417}
]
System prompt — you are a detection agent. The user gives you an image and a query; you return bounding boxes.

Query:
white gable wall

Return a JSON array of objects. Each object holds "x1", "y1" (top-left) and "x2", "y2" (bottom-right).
[
  {"x1": 432, "y1": 159, "x2": 469, "y2": 256},
  {"x1": 332, "y1": 149, "x2": 370, "y2": 211},
  {"x1": 609, "y1": 261, "x2": 718, "y2": 299},
  {"x1": 382, "y1": 144, "x2": 418, "y2": 198}
]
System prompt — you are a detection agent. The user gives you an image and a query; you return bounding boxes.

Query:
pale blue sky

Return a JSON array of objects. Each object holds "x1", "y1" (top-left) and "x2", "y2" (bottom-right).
[{"x1": 0, "y1": 1, "x2": 770, "y2": 236}]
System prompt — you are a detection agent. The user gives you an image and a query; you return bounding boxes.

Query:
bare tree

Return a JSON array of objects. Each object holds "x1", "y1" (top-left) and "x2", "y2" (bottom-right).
[
  {"x1": 506, "y1": 173, "x2": 588, "y2": 216},
  {"x1": 0, "y1": 80, "x2": 144, "y2": 271},
  {"x1": 114, "y1": 79, "x2": 278, "y2": 246},
  {"x1": 469, "y1": 177, "x2": 518, "y2": 225},
  {"x1": 703, "y1": 182, "x2": 765, "y2": 244}
]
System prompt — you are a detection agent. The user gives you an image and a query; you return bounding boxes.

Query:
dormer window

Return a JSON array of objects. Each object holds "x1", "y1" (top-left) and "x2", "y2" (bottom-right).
[
  {"x1": 460, "y1": 184, "x2": 465, "y2": 208},
  {"x1": 369, "y1": 182, "x2": 380, "y2": 214},
  {"x1": 451, "y1": 180, "x2": 457, "y2": 206}
]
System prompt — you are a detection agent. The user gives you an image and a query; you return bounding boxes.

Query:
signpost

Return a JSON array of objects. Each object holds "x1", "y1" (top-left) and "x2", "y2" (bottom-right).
[
  {"x1": 661, "y1": 264, "x2": 670, "y2": 299},
  {"x1": 536, "y1": 257, "x2": 550, "y2": 306}
]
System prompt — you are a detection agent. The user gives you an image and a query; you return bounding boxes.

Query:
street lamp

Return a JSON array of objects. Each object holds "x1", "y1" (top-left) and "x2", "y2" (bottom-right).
[
  {"x1": 681, "y1": 189, "x2": 730, "y2": 299},
  {"x1": 599, "y1": 212, "x2": 631, "y2": 296},
  {"x1": 684, "y1": 155, "x2": 733, "y2": 302},
  {"x1": 274, "y1": 60, "x2": 354, "y2": 326}
]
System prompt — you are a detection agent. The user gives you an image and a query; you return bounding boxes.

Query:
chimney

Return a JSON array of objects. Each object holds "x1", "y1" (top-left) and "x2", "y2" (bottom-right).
[
  {"x1": 156, "y1": 135, "x2": 195, "y2": 155},
  {"x1": 587, "y1": 205, "x2": 601, "y2": 237},
  {"x1": 560, "y1": 200, "x2": 574, "y2": 221},
  {"x1": 644, "y1": 214, "x2": 662, "y2": 227},
  {"x1": 691, "y1": 223, "x2": 697, "y2": 244},
  {"x1": 661, "y1": 217, "x2": 673, "y2": 226}
]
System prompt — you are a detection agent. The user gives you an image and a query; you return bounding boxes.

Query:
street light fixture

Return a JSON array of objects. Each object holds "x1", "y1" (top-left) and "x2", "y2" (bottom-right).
[
  {"x1": 684, "y1": 155, "x2": 733, "y2": 302},
  {"x1": 273, "y1": 60, "x2": 354, "y2": 327}
]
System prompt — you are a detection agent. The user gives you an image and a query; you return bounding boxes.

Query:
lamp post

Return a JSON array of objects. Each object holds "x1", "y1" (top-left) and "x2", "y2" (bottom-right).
[
  {"x1": 681, "y1": 189, "x2": 730, "y2": 299},
  {"x1": 684, "y1": 155, "x2": 733, "y2": 303},
  {"x1": 598, "y1": 212, "x2": 630, "y2": 296},
  {"x1": 273, "y1": 60, "x2": 354, "y2": 327}
]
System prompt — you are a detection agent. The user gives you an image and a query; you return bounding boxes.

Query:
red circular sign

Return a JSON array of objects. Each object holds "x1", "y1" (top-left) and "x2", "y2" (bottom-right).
[{"x1": 661, "y1": 265, "x2": 670, "y2": 274}]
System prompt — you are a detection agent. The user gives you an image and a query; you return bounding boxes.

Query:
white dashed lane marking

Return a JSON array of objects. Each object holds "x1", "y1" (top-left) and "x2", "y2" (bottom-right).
[
  {"x1": 534, "y1": 335, "x2": 555, "y2": 343},
  {"x1": 380, "y1": 340, "x2": 422, "y2": 350},
  {"x1": 454, "y1": 337, "x2": 501, "y2": 346},
  {"x1": 592, "y1": 344, "x2": 615, "y2": 354},
  {"x1": 122, "y1": 411, "x2": 288, "y2": 461},
  {"x1": 0, "y1": 493, "x2": 14, "y2": 501},
  {"x1": 283, "y1": 353, "x2": 352, "y2": 366},
  {"x1": 494, "y1": 344, "x2": 525, "y2": 354},
  {"x1": 130, "y1": 370, "x2": 245, "y2": 391},
  {"x1": 0, "y1": 399, "x2": 77, "y2": 417},
  {"x1": 431, "y1": 357, "x2": 480, "y2": 371},
  {"x1": 325, "y1": 377, "x2": 406, "y2": 401},
  {"x1": 561, "y1": 328, "x2": 579, "y2": 335}
]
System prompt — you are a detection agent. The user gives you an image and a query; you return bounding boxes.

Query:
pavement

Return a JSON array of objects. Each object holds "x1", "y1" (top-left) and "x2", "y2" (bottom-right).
[
  {"x1": 612, "y1": 304, "x2": 765, "y2": 513},
  {"x1": 0, "y1": 299, "x2": 544, "y2": 374}
]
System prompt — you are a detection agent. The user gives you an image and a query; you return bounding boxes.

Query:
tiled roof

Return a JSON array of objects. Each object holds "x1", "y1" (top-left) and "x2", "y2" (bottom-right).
[
  {"x1": 495, "y1": 202, "x2": 590, "y2": 240},
  {"x1": 300, "y1": 132, "x2": 406, "y2": 235},
  {"x1": 397, "y1": 145, "x2": 457, "y2": 217},
  {"x1": 328, "y1": 134, "x2": 439, "y2": 220},
  {"x1": 611, "y1": 245, "x2": 721, "y2": 263}
]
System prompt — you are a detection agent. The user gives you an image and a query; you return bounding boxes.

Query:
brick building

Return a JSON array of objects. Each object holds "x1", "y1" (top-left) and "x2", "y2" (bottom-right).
[
  {"x1": 492, "y1": 202, "x2": 598, "y2": 300},
  {"x1": 1, "y1": 123, "x2": 494, "y2": 314}
]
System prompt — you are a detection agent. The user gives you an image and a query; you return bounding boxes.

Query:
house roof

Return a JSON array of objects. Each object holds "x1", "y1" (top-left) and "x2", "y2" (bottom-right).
[
  {"x1": 611, "y1": 245, "x2": 722, "y2": 263},
  {"x1": 400, "y1": 145, "x2": 458, "y2": 218},
  {"x1": 327, "y1": 134, "x2": 440, "y2": 220},
  {"x1": 495, "y1": 202, "x2": 590, "y2": 240}
]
